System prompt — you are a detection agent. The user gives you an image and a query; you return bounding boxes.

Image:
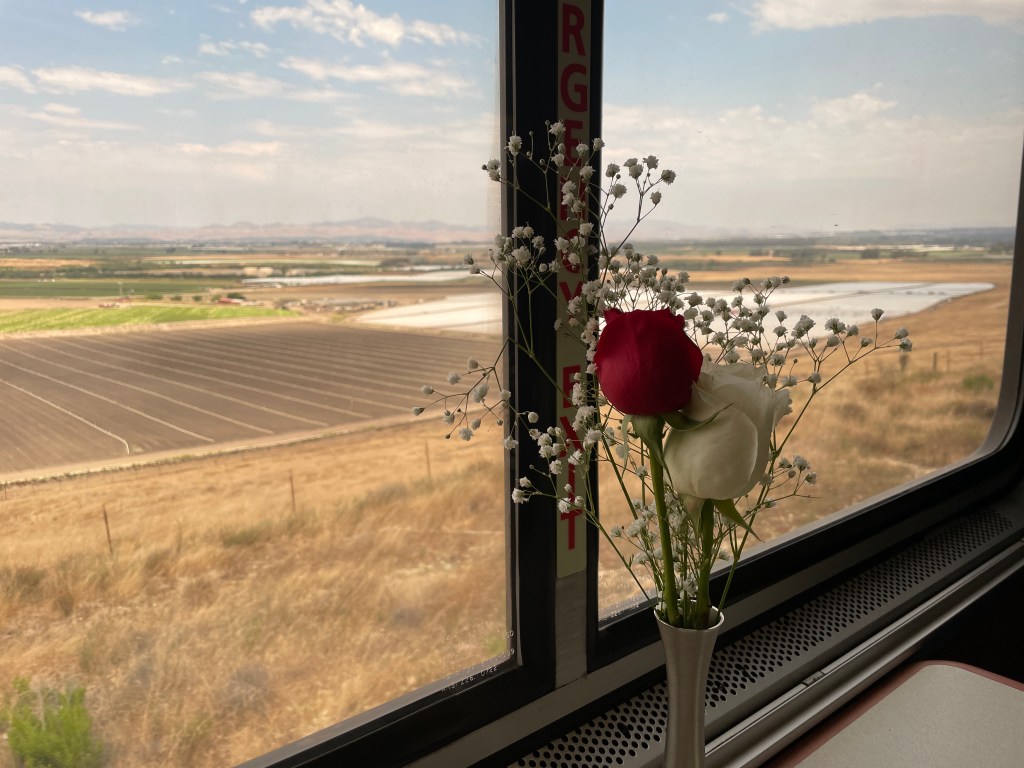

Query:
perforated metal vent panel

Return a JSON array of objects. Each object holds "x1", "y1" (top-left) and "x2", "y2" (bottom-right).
[{"x1": 509, "y1": 508, "x2": 1013, "y2": 768}]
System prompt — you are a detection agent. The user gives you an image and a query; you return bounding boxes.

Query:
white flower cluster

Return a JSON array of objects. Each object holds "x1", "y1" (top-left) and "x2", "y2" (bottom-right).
[{"x1": 420, "y1": 123, "x2": 913, "y2": 625}]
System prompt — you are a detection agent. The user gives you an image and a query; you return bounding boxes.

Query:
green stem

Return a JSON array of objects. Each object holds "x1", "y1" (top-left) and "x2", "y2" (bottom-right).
[
  {"x1": 694, "y1": 499, "x2": 715, "y2": 629},
  {"x1": 651, "y1": 457, "x2": 680, "y2": 626}
]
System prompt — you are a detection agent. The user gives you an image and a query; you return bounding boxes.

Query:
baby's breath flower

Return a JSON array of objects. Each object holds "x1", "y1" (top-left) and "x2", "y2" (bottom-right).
[
  {"x1": 471, "y1": 383, "x2": 489, "y2": 403},
  {"x1": 447, "y1": 371, "x2": 461, "y2": 384}
]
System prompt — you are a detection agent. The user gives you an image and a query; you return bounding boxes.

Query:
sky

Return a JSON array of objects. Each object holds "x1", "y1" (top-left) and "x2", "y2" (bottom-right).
[{"x1": 0, "y1": 1, "x2": 1021, "y2": 234}]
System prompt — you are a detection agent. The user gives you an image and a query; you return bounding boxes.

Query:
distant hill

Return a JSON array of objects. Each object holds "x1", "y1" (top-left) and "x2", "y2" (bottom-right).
[
  {"x1": 0, "y1": 218, "x2": 1014, "y2": 248},
  {"x1": 0, "y1": 218, "x2": 494, "y2": 246}
]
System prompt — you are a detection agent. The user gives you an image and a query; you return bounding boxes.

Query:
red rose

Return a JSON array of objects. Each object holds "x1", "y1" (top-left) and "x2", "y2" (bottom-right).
[{"x1": 594, "y1": 308, "x2": 703, "y2": 415}]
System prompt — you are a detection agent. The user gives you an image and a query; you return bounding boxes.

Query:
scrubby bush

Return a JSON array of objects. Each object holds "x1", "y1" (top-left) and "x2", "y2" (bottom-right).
[
  {"x1": 962, "y1": 373, "x2": 995, "y2": 392},
  {"x1": 1, "y1": 678, "x2": 106, "y2": 768}
]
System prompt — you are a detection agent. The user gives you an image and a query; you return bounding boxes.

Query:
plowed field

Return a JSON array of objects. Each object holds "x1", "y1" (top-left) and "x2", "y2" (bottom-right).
[{"x1": 0, "y1": 321, "x2": 494, "y2": 476}]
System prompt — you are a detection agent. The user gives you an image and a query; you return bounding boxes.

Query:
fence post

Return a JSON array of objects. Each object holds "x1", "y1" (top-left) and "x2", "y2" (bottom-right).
[
  {"x1": 103, "y1": 505, "x2": 114, "y2": 556},
  {"x1": 289, "y1": 470, "x2": 297, "y2": 516}
]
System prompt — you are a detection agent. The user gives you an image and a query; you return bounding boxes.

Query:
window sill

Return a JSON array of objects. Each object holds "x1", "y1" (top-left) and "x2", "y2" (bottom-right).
[{"x1": 410, "y1": 497, "x2": 1024, "y2": 768}]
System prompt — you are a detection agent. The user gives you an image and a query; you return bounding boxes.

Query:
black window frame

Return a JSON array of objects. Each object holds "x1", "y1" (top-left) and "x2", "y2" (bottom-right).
[{"x1": 241, "y1": 1, "x2": 1024, "y2": 765}]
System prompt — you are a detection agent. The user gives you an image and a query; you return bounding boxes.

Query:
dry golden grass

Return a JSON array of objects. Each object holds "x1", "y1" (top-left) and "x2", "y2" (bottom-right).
[
  {"x1": 597, "y1": 259, "x2": 1013, "y2": 607},
  {"x1": 0, "y1": 421, "x2": 505, "y2": 767},
  {"x1": 0, "y1": 258, "x2": 1013, "y2": 766}
]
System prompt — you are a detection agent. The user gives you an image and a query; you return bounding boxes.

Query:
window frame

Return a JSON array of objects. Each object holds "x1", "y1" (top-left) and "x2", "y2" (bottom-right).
[
  {"x1": 238, "y1": 2, "x2": 570, "y2": 764},
  {"x1": 242, "y1": 2, "x2": 1024, "y2": 765}
]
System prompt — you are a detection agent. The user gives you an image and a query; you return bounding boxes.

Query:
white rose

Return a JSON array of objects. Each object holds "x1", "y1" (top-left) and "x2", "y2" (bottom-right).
[{"x1": 663, "y1": 363, "x2": 791, "y2": 501}]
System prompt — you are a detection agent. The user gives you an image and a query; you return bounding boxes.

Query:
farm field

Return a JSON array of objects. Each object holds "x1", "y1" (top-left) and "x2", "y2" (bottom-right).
[
  {"x1": 0, "y1": 321, "x2": 495, "y2": 477},
  {"x1": 0, "y1": 305, "x2": 295, "y2": 334},
  {"x1": 0, "y1": 279, "x2": 232, "y2": 298},
  {"x1": 0, "y1": 256, "x2": 1013, "y2": 767}
]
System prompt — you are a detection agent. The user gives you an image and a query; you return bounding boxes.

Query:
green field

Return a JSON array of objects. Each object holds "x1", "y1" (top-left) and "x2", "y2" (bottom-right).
[
  {"x1": 0, "y1": 306, "x2": 296, "y2": 333},
  {"x1": 0, "y1": 279, "x2": 231, "y2": 298}
]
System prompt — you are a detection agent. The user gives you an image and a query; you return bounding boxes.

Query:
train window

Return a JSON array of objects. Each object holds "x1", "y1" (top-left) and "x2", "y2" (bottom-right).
[
  {"x1": 597, "y1": 0, "x2": 1023, "y2": 619},
  {"x1": 2, "y1": 2, "x2": 1020, "y2": 767},
  {"x1": 0, "y1": 2, "x2": 505, "y2": 766}
]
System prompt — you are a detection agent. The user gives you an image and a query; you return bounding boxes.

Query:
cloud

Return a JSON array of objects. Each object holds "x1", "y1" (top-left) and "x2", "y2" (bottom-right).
[
  {"x1": 197, "y1": 70, "x2": 347, "y2": 101},
  {"x1": 809, "y1": 92, "x2": 897, "y2": 124},
  {"x1": 74, "y1": 9, "x2": 141, "y2": 31},
  {"x1": 708, "y1": 12, "x2": 730, "y2": 23},
  {"x1": 601, "y1": 95, "x2": 1024, "y2": 230},
  {"x1": 751, "y1": 0, "x2": 1024, "y2": 31},
  {"x1": 198, "y1": 37, "x2": 271, "y2": 58},
  {"x1": 251, "y1": 0, "x2": 479, "y2": 47},
  {"x1": 198, "y1": 70, "x2": 287, "y2": 98},
  {"x1": 9, "y1": 105, "x2": 139, "y2": 131},
  {"x1": 178, "y1": 140, "x2": 283, "y2": 156},
  {"x1": 32, "y1": 66, "x2": 190, "y2": 96},
  {"x1": 0, "y1": 66, "x2": 37, "y2": 93},
  {"x1": 0, "y1": 107, "x2": 497, "y2": 227},
  {"x1": 43, "y1": 103, "x2": 81, "y2": 115},
  {"x1": 280, "y1": 55, "x2": 470, "y2": 97}
]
